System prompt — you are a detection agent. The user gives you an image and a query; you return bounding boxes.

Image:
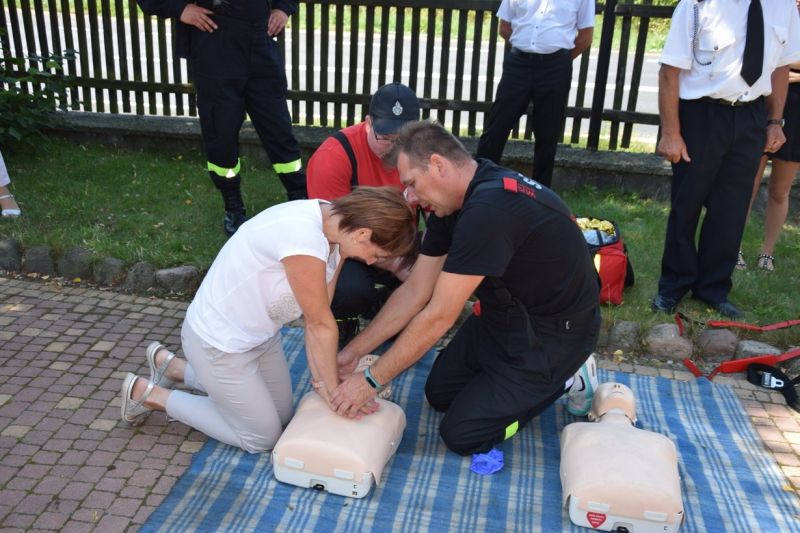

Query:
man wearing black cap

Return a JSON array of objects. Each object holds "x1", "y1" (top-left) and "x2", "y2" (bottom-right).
[{"x1": 307, "y1": 82, "x2": 422, "y2": 346}]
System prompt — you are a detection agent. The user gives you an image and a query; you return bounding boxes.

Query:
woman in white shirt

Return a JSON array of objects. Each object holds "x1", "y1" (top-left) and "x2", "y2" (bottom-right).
[{"x1": 120, "y1": 187, "x2": 416, "y2": 452}]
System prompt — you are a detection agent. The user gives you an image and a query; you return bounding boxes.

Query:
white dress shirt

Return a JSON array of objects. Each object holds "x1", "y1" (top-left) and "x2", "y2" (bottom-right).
[
  {"x1": 497, "y1": 0, "x2": 595, "y2": 54},
  {"x1": 660, "y1": 0, "x2": 800, "y2": 101}
]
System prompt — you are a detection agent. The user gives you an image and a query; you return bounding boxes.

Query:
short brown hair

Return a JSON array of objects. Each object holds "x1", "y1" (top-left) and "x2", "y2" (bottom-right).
[
  {"x1": 385, "y1": 120, "x2": 472, "y2": 169},
  {"x1": 331, "y1": 187, "x2": 416, "y2": 256}
]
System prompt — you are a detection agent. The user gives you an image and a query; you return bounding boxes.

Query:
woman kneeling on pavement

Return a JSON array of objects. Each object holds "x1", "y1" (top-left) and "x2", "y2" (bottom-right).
[{"x1": 120, "y1": 187, "x2": 417, "y2": 452}]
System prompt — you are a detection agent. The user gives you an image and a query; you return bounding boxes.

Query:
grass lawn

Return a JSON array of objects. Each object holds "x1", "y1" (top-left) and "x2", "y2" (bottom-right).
[
  {"x1": 1, "y1": 138, "x2": 286, "y2": 268},
  {"x1": 1, "y1": 136, "x2": 798, "y2": 350}
]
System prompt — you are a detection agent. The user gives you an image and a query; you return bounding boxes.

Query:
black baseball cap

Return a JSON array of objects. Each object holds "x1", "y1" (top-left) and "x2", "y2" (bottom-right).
[{"x1": 368, "y1": 82, "x2": 421, "y2": 135}]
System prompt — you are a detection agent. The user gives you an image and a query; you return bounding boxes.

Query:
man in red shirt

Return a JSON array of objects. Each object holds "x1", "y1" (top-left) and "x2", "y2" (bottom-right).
[
  {"x1": 308, "y1": 82, "x2": 420, "y2": 197},
  {"x1": 307, "y1": 82, "x2": 421, "y2": 345}
]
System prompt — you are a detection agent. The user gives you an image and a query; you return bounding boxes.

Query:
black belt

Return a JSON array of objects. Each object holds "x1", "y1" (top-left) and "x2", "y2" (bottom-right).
[
  {"x1": 697, "y1": 96, "x2": 762, "y2": 107},
  {"x1": 511, "y1": 48, "x2": 570, "y2": 59}
]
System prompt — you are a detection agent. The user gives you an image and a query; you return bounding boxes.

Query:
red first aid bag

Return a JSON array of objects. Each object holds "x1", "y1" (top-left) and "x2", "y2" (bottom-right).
[{"x1": 577, "y1": 218, "x2": 634, "y2": 305}]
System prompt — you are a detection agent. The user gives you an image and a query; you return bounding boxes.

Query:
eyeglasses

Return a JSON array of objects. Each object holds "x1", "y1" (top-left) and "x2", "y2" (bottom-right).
[{"x1": 372, "y1": 127, "x2": 398, "y2": 143}]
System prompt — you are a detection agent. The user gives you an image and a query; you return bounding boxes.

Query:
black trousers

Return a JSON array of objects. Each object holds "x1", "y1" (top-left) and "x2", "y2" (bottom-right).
[
  {"x1": 658, "y1": 98, "x2": 766, "y2": 304},
  {"x1": 425, "y1": 305, "x2": 600, "y2": 456},
  {"x1": 191, "y1": 18, "x2": 304, "y2": 195},
  {"x1": 476, "y1": 48, "x2": 573, "y2": 188},
  {"x1": 330, "y1": 260, "x2": 401, "y2": 320}
]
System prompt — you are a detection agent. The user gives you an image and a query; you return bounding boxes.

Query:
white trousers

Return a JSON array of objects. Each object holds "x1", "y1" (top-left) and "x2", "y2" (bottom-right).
[
  {"x1": 0, "y1": 150, "x2": 10, "y2": 187},
  {"x1": 166, "y1": 322, "x2": 294, "y2": 453}
]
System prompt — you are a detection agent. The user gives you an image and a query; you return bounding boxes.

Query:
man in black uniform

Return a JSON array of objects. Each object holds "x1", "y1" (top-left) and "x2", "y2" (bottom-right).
[
  {"x1": 136, "y1": 0, "x2": 307, "y2": 236},
  {"x1": 331, "y1": 121, "x2": 600, "y2": 455}
]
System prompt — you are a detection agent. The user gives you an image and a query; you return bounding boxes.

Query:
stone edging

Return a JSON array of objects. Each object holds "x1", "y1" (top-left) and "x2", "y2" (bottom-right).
[
  {"x1": 3, "y1": 234, "x2": 797, "y2": 367},
  {"x1": 596, "y1": 317, "x2": 798, "y2": 376},
  {"x1": 0, "y1": 237, "x2": 199, "y2": 296}
]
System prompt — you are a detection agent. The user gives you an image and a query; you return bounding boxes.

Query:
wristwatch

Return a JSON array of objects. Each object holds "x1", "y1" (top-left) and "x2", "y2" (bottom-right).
[
  {"x1": 363, "y1": 366, "x2": 386, "y2": 392},
  {"x1": 767, "y1": 118, "x2": 785, "y2": 127}
]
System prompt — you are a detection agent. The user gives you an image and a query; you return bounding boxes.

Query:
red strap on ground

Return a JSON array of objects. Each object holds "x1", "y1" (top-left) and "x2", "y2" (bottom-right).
[
  {"x1": 706, "y1": 318, "x2": 800, "y2": 332},
  {"x1": 675, "y1": 313, "x2": 800, "y2": 333},
  {"x1": 683, "y1": 358, "x2": 704, "y2": 378},
  {"x1": 675, "y1": 313, "x2": 686, "y2": 336},
  {"x1": 685, "y1": 348, "x2": 800, "y2": 381},
  {"x1": 677, "y1": 313, "x2": 800, "y2": 380},
  {"x1": 715, "y1": 348, "x2": 800, "y2": 374}
]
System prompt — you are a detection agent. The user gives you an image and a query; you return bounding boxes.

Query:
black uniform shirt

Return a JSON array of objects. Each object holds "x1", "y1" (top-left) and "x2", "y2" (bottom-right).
[
  {"x1": 217, "y1": 0, "x2": 268, "y2": 23},
  {"x1": 421, "y1": 159, "x2": 598, "y2": 319},
  {"x1": 136, "y1": 0, "x2": 298, "y2": 57}
]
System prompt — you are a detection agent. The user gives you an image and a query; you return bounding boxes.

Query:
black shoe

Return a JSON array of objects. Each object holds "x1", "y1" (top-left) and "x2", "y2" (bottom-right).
[
  {"x1": 223, "y1": 210, "x2": 248, "y2": 237},
  {"x1": 337, "y1": 318, "x2": 360, "y2": 350},
  {"x1": 651, "y1": 294, "x2": 679, "y2": 313},
  {"x1": 709, "y1": 300, "x2": 744, "y2": 319}
]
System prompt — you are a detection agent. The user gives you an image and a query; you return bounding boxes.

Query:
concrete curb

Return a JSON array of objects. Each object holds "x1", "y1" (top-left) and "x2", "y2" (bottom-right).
[
  {"x1": 46, "y1": 111, "x2": 674, "y2": 200},
  {"x1": 45, "y1": 111, "x2": 800, "y2": 212}
]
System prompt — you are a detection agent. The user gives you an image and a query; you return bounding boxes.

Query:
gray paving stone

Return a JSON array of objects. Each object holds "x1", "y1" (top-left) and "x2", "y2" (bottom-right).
[
  {"x1": 61, "y1": 520, "x2": 96, "y2": 533},
  {"x1": 82, "y1": 490, "x2": 116, "y2": 510},
  {"x1": 33, "y1": 476, "x2": 69, "y2": 495},
  {"x1": 60, "y1": 481, "x2": 94, "y2": 501},
  {"x1": 2, "y1": 512, "x2": 36, "y2": 528},
  {"x1": 108, "y1": 497, "x2": 141, "y2": 517},
  {"x1": 6, "y1": 476, "x2": 37, "y2": 491},
  {"x1": 95, "y1": 514, "x2": 131, "y2": 531},
  {"x1": 15, "y1": 494, "x2": 52, "y2": 514},
  {"x1": 32, "y1": 511, "x2": 70, "y2": 530}
]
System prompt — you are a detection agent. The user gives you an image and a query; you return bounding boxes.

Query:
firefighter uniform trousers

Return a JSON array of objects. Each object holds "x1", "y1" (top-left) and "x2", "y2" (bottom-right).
[
  {"x1": 191, "y1": 14, "x2": 306, "y2": 201},
  {"x1": 425, "y1": 302, "x2": 600, "y2": 456}
]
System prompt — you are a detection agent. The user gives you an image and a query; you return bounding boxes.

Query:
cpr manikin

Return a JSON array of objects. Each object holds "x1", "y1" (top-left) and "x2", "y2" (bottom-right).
[
  {"x1": 560, "y1": 382, "x2": 684, "y2": 532},
  {"x1": 272, "y1": 356, "x2": 405, "y2": 498}
]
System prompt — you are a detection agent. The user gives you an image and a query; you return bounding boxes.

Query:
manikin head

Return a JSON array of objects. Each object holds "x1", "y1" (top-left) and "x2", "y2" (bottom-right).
[{"x1": 588, "y1": 382, "x2": 637, "y2": 425}]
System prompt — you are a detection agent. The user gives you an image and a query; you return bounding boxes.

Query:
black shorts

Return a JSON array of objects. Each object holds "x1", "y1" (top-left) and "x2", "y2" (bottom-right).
[{"x1": 774, "y1": 83, "x2": 800, "y2": 162}]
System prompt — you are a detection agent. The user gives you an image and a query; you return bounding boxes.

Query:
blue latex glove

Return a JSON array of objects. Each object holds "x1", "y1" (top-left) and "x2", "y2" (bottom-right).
[{"x1": 470, "y1": 448, "x2": 504, "y2": 475}]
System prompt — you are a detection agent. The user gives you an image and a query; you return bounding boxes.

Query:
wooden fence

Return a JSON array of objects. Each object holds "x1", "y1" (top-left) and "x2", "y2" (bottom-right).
[{"x1": 0, "y1": 0, "x2": 676, "y2": 150}]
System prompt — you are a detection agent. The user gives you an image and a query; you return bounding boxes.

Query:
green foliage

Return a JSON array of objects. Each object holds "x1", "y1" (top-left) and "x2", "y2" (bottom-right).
[{"x1": 0, "y1": 33, "x2": 77, "y2": 145}]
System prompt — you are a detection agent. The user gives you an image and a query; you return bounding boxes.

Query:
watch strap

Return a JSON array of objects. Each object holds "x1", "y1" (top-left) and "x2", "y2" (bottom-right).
[
  {"x1": 364, "y1": 366, "x2": 385, "y2": 391},
  {"x1": 767, "y1": 118, "x2": 785, "y2": 127}
]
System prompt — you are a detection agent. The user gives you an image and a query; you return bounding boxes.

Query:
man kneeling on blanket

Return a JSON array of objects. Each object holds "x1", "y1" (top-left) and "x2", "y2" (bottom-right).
[{"x1": 332, "y1": 120, "x2": 601, "y2": 457}]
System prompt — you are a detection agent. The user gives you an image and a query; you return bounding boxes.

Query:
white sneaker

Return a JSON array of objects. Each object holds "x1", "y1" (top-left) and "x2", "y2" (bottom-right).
[{"x1": 567, "y1": 354, "x2": 599, "y2": 416}]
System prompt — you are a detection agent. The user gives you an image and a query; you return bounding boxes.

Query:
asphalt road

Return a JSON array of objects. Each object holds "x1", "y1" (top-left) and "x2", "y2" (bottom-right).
[{"x1": 8, "y1": 12, "x2": 662, "y2": 146}]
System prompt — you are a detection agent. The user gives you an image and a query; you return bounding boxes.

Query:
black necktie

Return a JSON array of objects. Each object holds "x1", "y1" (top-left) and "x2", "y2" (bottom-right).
[{"x1": 741, "y1": 0, "x2": 764, "y2": 86}]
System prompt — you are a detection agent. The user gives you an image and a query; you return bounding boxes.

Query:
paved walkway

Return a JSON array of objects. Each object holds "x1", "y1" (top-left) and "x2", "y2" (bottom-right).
[{"x1": 0, "y1": 276, "x2": 798, "y2": 531}]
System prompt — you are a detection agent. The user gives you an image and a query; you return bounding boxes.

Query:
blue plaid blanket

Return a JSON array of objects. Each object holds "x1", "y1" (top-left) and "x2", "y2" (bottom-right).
[{"x1": 142, "y1": 328, "x2": 800, "y2": 532}]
